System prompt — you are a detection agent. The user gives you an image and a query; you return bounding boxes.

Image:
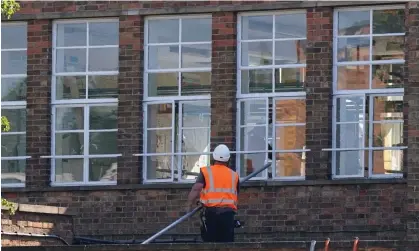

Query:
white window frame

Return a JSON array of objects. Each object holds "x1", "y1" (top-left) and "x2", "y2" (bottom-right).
[
  {"x1": 329, "y1": 5, "x2": 406, "y2": 179},
  {"x1": 237, "y1": 11, "x2": 309, "y2": 181},
  {"x1": 142, "y1": 15, "x2": 212, "y2": 183},
  {"x1": 47, "y1": 19, "x2": 121, "y2": 186},
  {"x1": 1, "y1": 22, "x2": 29, "y2": 188}
]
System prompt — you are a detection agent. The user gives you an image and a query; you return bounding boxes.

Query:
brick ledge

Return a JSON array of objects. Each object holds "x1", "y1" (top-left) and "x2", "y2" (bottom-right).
[
  {"x1": 1, "y1": 203, "x2": 76, "y2": 216},
  {"x1": 1, "y1": 178, "x2": 406, "y2": 193}
]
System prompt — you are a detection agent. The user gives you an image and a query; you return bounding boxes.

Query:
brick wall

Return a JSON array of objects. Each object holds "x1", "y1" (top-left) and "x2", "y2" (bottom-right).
[
  {"x1": 117, "y1": 15, "x2": 143, "y2": 185},
  {"x1": 26, "y1": 19, "x2": 52, "y2": 188},
  {"x1": 305, "y1": 7, "x2": 333, "y2": 180},
  {"x1": 1, "y1": 203, "x2": 74, "y2": 246},
  {"x1": 405, "y1": 2, "x2": 419, "y2": 241},
  {"x1": 1, "y1": 0, "x2": 415, "y2": 246},
  {"x1": 3, "y1": 183, "x2": 406, "y2": 242},
  {"x1": 210, "y1": 11, "x2": 237, "y2": 153}
]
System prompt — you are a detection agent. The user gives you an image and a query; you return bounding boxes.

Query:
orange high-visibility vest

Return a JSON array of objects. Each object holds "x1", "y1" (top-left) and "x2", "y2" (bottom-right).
[{"x1": 199, "y1": 164, "x2": 239, "y2": 211}]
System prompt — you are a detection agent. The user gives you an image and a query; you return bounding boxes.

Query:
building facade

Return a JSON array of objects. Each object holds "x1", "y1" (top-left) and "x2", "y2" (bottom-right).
[{"x1": 1, "y1": 1, "x2": 419, "y2": 242}]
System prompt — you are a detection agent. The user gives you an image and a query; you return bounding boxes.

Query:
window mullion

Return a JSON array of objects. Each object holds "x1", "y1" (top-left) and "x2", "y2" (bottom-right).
[
  {"x1": 367, "y1": 95, "x2": 373, "y2": 178},
  {"x1": 177, "y1": 101, "x2": 183, "y2": 181},
  {"x1": 84, "y1": 104, "x2": 90, "y2": 183},
  {"x1": 271, "y1": 97, "x2": 276, "y2": 177},
  {"x1": 171, "y1": 101, "x2": 176, "y2": 182}
]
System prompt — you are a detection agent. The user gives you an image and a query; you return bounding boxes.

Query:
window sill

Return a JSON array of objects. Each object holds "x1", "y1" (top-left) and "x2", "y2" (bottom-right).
[{"x1": 1, "y1": 178, "x2": 406, "y2": 193}]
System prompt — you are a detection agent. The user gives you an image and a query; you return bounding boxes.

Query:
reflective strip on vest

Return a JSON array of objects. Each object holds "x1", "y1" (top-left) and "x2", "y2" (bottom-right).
[
  {"x1": 201, "y1": 166, "x2": 237, "y2": 195},
  {"x1": 200, "y1": 199, "x2": 237, "y2": 206}
]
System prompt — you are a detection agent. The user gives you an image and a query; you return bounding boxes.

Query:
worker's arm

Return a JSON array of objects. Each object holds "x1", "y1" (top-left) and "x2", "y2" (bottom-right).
[{"x1": 186, "y1": 171, "x2": 205, "y2": 211}]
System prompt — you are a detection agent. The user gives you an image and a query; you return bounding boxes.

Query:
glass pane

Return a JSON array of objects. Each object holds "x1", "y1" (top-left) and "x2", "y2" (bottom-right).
[
  {"x1": 147, "y1": 129, "x2": 172, "y2": 153},
  {"x1": 241, "y1": 41, "x2": 273, "y2": 66},
  {"x1": 1, "y1": 134, "x2": 26, "y2": 157},
  {"x1": 275, "y1": 40, "x2": 306, "y2": 65},
  {"x1": 275, "y1": 152, "x2": 305, "y2": 177},
  {"x1": 337, "y1": 96, "x2": 365, "y2": 123},
  {"x1": 88, "y1": 47, "x2": 118, "y2": 71},
  {"x1": 56, "y1": 49, "x2": 87, "y2": 73},
  {"x1": 89, "y1": 132, "x2": 117, "y2": 154},
  {"x1": 55, "y1": 107, "x2": 84, "y2": 130},
  {"x1": 338, "y1": 10, "x2": 370, "y2": 36},
  {"x1": 89, "y1": 157, "x2": 117, "y2": 181},
  {"x1": 240, "y1": 126, "x2": 266, "y2": 151},
  {"x1": 240, "y1": 100, "x2": 267, "y2": 125},
  {"x1": 239, "y1": 153, "x2": 267, "y2": 177},
  {"x1": 373, "y1": 9, "x2": 405, "y2": 34},
  {"x1": 181, "y1": 128, "x2": 210, "y2": 153},
  {"x1": 275, "y1": 125, "x2": 305, "y2": 150},
  {"x1": 241, "y1": 15, "x2": 273, "y2": 40},
  {"x1": 181, "y1": 18, "x2": 211, "y2": 42},
  {"x1": 372, "y1": 36, "x2": 404, "y2": 60},
  {"x1": 148, "y1": 72, "x2": 178, "y2": 97},
  {"x1": 55, "y1": 133, "x2": 83, "y2": 155},
  {"x1": 147, "y1": 104, "x2": 173, "y2": 128},
  {"x1": 89, "y1": 22, "x2": 119, "y2": 46},
  {"x1": 241, "y1": 69, "x2": 272, "y2": 93},
  {"x1": 56, "y1": 23, "x2": 86, "y2": 47},
  {"x1": 88, "y1": 75, "x2": 118, "y2": 99},
  {"x1": 179, "y1": 153, "x2": 211, "y2": 180},
  {"x1": 373, "y1": 123, "x2": 403, "y2": 147},
  {"x1": 373, "y1": 96, "x2": 403, "y2": 121},
  {"x1": 372, "y1": 150, "x2": 403, "y2": 175},
  {"x1": 54, "y1": 158, "x2": 84, "y2": 182},
  {"x1": 275, "y1": 13, "x2": 306, "y2": 39},
  {"x1": 148, "y1": 45, "x2": 179, "y2": 69},
  {"x1": 1, "y1": 159, "x2": 25, "y2": 184},
  {"x1": 90, "y1": 106, "x2": 117, "y2": 130},
  {"x1": 337, "y1": 37, "x2": 370, "y2": 62},
  {"x1": 146, "y1": 155, "x2": 172, "y2": 179},
  {"x1": 148, "y1": 19, "x2": 179, "y2": 43},
  {"x1": 181, "y1": 72, "x2": 211, "y2": 95},
  {"x1": 274, "y1": 68, "x2": 305, "y2": 91},
  {"x1": 336, "y1": 123, "x2": 364, "y2": 148},
  {"x1": 337, "y1": 65, "x2": 369, "y2": 90},
  {"x1": 1, "y1": 108, "x2": 26, "y2": 132},
  {"x1": 2, "y1": 51, "x2": 27, "y2": 75},
  {"x1": 336, "y1": 150, "x2": 366, "y2": 176},
  {"x1": 275, "y1": 99, "x2": 305, "y2": 124},
  {"x1": 372, "y1": 64, "x2": 403, "y2": 89},
  {"x1": 1, "y1": 77, "x2": 26, "y2": 101},
  {"x1": 1, "y1": 24, "x2": 27, "y2": 49},
  {"x1": 182, "y1": 101, "x2": 210, "y2": 128},
  {"x1": 56, "y1": 76, "x2": 86, "y2": 100},
  {"x1": 181, "y1": 44, "x2": 211, "y2": 68}
]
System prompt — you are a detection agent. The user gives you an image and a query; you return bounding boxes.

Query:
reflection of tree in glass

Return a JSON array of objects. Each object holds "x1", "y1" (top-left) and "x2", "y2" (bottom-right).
[
  {"x1": 2, "y1": 79, "x2": 26, "y2": 101},
  {"x1": 373, "y1": 10, "x2": 404, "y2": 34}
]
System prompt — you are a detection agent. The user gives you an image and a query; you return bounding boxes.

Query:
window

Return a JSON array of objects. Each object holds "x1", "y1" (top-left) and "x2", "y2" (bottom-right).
[
  {"x1": 332, "y1": 6, "x2": 406, "y2": 178},
  {"x1": 237, "y1": 11, "x2": 308, "y2": 180},
  {"x1": 143, "y1": 16, "x2": 212, "y2": 183},
  {"x1": 51, "y1": 20, "x2": 119, "y2": 185},
  {"x1": 1, "y1": 23, "x2": 28, "y2": 187}
]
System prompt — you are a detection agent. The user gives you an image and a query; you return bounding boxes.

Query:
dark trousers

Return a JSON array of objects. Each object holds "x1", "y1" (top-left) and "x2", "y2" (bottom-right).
[{"x1": 201, "y1": 209, "x2": 235, "y2": 243}]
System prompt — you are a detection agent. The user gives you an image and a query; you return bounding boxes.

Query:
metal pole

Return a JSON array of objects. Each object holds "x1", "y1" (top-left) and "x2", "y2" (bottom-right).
[
  {"x1": 141, "y1": 162, "x2": 272, "y2": 244},
  {"x1": 309, "y1": 240, "x2": 316, "y2": 251}
]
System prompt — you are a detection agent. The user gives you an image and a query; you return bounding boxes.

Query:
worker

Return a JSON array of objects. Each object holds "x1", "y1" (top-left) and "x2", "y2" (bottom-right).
[{"x1": 186, "y1": 144, "x2": 240, "y2": 242}]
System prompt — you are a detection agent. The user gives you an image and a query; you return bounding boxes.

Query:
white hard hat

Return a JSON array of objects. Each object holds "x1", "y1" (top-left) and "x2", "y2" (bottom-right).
[{"x1": 213, "y1": 144, "x2": 231, "y2": 162}]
